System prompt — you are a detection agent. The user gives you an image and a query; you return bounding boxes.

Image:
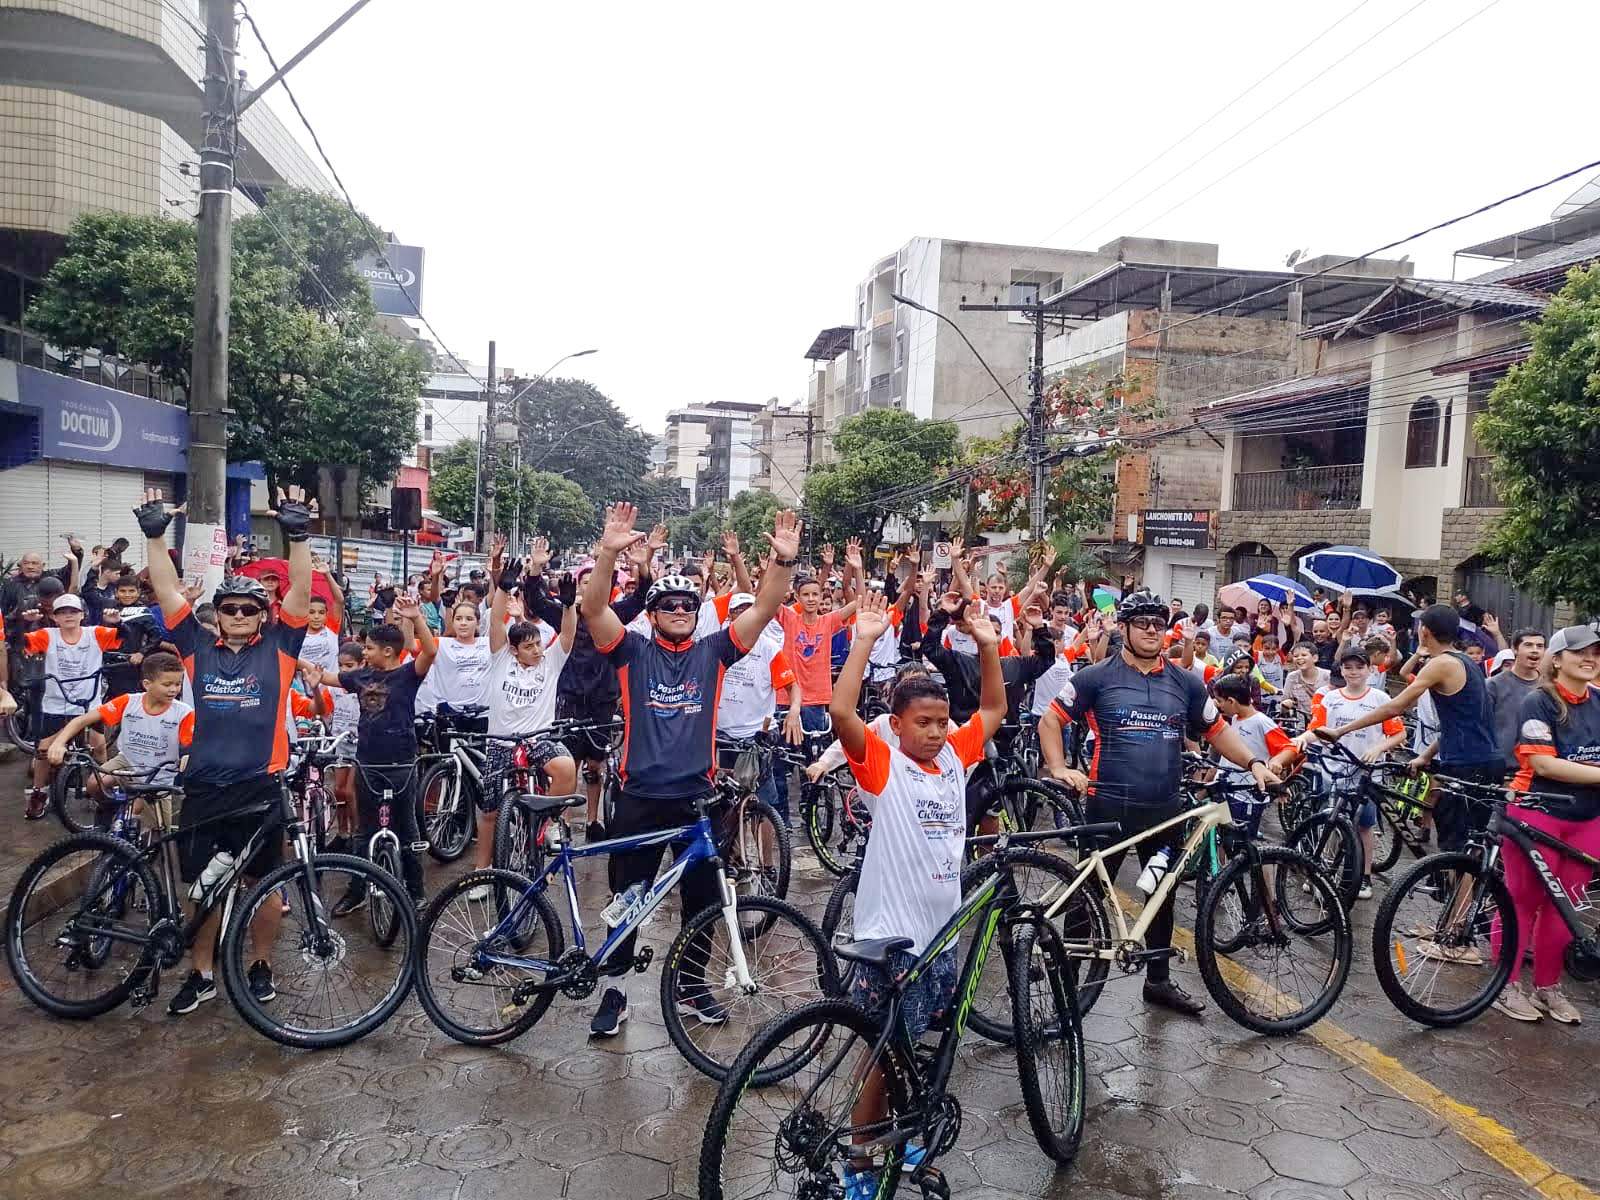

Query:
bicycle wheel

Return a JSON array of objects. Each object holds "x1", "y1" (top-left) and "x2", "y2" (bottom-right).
[
  {"x1": 965, "y1": 849, "x2": 1111, "y2": 1043},
  {"x1": 1371, "y1": 806, "x2": 1404, "y2": 874},
  {"x1": 820, "y1": 867, "x2": 859, "y2": 947},
  {"x1": 1195, "y1": 846, "x2": 1352, "y2": 1035},
  {"x1": 221, "y1": 853, "x2": 416, "y2": 1049},
  {"x1": 804, "y1": 771, "x2": 869, "y2": 877},
  {"x1": 661, "y1": 895, "x2": 840, "y2": 1084},
  {"x1": 1004, "y1": 778, "x2": 1084, "y2": 831},
  {"x1": 4, "y1": 832, "x2": 161, "y2": 1018},
  {"x1": 415, "y1": 868, "x2": 564, "y2": 1045},
  {"x1": 368, "y1": 841, "x2": 402, "y2": 949},
  {"x1": 421, "y1": 761, "x2": 472, "y2": 862},
  {"x1": 6, "y1": 692, "x2": 36, "y2": 756},
  {"x1": 726, "y1": 797, "x2": 791, "y2": 913},
  {"x1": 1372, "y1": 852, "x2": 1514, "y2": 1027},
  {"x1": 1288, "y1": 811, "x2": 1362, "y2": 908},
  {"x1": 1009, "y1": 919, "x2": 1086, "y2": 1164},
  {"x1": 49, "y1": 758, "x2": 98, "y2": 835},
  {"x1": 492, "y1": 799, "x2": 534, "y2": 876},
  {"x1": 698, "y1": 998, "x2": 913, "y2": 1200}
]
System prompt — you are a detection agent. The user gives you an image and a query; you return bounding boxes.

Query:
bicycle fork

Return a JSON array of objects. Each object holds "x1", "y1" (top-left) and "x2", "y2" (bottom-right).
[{"x1": 714, "y1": 869, "x2": 759, "y2": 993}]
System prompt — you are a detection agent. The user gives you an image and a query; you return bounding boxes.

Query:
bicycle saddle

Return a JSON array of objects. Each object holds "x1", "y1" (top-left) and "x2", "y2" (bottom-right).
[
  {"x1": 834, "y1": 937, "x2": 914, "y2": 968},
  {"x1": 509, "y1": 791, "x2": 587, "y2": 818}
]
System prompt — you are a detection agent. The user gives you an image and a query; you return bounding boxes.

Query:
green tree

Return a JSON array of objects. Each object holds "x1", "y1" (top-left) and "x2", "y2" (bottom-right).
[
  {"x1": 427, "y1": 439, "x2": 598, "y2": 550},
  {"x1": 26, "y1": 193, "x2": 426, "y2": 497},
  {"x1": 1476, "y1": 264, "x2": 1600, "y2": 612},
  {"x1": 508, "y1": 377, "x2": 656, "y2": 509},
  {"x1": 726, "y1": 490, "x2": 784, "y2": 552},
  {"x1": 667, "y1": 504, "x2": 724, "y2": 554},
  {"x1": 803, "y1": 409, "x2": 959, "y2": 547}
]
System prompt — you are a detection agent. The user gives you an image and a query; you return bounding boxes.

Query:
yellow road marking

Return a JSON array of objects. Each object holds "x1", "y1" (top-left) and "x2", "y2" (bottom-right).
[{"x1": 1111, "y1": 887, "x2": 1598, "y2": 1199}]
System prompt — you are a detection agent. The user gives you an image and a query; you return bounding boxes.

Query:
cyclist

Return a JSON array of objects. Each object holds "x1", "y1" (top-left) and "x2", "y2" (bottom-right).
[
  {"x1": 22, "y1": 590, "x2": 119, "y2": 820},
  {"x1": 1495, "y1": 625, "x2": 1600, "y2": 1024},
  {"x1": 1318, "y1": 603, "x2": 1502, "y2": 853},
  {"x1": 1038, "y1": 589, "x2": 1279, "y2": 1016},
  {"x1": 580, "y1": 501, "x2": 801, "y2": 1037},
  {"x1": 134, "y1": 487, "x2": 315, "y2": 1017},
  {"x1": 1211, "y1": 674, "x2": 1300, "y2": 839},
  {"x1": 830, "y1": 590, "x2": 1005, "y2": 1198},
  {"x1": 462, "y1": 551, "x2": 578, "y2": 897},
  {"x1": 302, "y1": 592, "x2": 436, "y2": 915}
]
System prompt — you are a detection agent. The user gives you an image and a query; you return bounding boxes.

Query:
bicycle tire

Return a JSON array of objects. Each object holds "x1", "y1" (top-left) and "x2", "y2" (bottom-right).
[
  {"x1": 1372, "y1": 807, "x2": 1404, "y2": 875},
  {"x1": 421, "y1": 761, "x2": 472, "y2": 863},
  {"x1": 368, "y1": 842, "x2": 402, "y2": 949},
  {"x1": 803, "y1": 773, "x2": 867, "y2": 877},
  {"x1": 659, "y1": 894, "x2": 839, "y2": 1084},
  {"x1": 1371, "y1": 851, "x2": 1515, "y2": 1027},
  {"x1": 1288, "y1": 811, "x2": 1362, "y2": 908},
  {"x1": 820, "y1": 866, "x2": 859, "y2": 946},
  {"x1": 7, "y1": 700, "x2": 36, "y2": 756},
  {"x1": 222, "y1": 853, "x2": 416, "y2": 1049},
  {"x1": 1009, "y1": 918, "x2": 1086, "y2": 1164},
  {"x1": 1194, "y1": 845, "x2": 1352, "y2": 1035},
  {"x1": 698, "y1": 998, "x2": 912, "y2": 1200},
  {"x1": 726, "y1": 796, "x2": 791, "y2": 911},
  {"x1": 49, "y1": 758, "x2": 98, "y2": 835},
  {"x1": 1004, "y1": 777, "x2": 1084, "y2": 831},
  {"x1": 4, "y1": 831, "x2": 161, "y2": 1019},
  {"x1": 414, "y1": 868, "x2": 564, "y2": 1045}
]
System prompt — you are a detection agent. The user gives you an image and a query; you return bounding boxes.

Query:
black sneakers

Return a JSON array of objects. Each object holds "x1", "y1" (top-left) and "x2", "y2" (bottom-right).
[
  {"x1": 1143, "y1": 978, "x2": 1205, "y2": 1017},
  {"x1": 586, "y1": 821, "x2": 606, "y2": 844},
  {"x1": 590, "y1": 987, "x2": 628, "y2": 1037},
  {"x1": 331, "y1": 887, "x2": 367, "y2": 918},
  {"x1": 248, "y1": 960, "x2": 276, "y2": 1003},
  {"x1": 168, "y1": 971, "x2": 217, "y2": 1015}
]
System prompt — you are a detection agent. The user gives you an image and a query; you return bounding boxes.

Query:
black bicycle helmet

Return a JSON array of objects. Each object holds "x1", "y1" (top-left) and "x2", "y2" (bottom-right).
[
  {"x1": 213, "y1": 575, "x2": 270, "y2": 607},
  {"x1": 1115, "y1": 588, "x2": 1166, "y2": 623}
]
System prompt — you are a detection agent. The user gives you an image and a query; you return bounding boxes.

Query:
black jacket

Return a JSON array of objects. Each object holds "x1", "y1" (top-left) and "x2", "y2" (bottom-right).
[
  {"x1": 523, "y1": 574, "x2": 647, "y2": 704},
  {"x1": 920, "y1": 607, "x2": 1056, "y2": 724}
]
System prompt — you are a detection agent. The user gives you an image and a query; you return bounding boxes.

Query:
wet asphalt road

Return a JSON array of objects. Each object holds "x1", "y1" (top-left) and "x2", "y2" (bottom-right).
[{"x1": 0, "y1": 746, "x2": 1596, "y2": 1200}]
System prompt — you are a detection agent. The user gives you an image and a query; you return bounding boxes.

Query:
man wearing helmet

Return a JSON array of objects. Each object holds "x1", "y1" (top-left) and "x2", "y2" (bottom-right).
[
  {"x1": 134, "y1": 487, "x2": 316, "y2": 1017},
  {"x1": 579, "y1": 500, "x2": 802, "y2": 1037},
  {"x1": 1039, "y1": 588, "x2": 1280, "y2": 1016}
]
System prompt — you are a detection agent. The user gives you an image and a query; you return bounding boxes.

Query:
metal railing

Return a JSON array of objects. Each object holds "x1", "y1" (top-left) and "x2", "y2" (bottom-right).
[
  {"x1": 1462, "y1": 456, "x2": 1503, "y2": 508},
  {"x1": 1230, "y1": 463, "x2": 1362, "y2": 511}
]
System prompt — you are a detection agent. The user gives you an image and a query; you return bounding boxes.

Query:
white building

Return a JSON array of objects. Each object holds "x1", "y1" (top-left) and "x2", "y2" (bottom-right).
[{"x1": 661, "y1": 400, "x2": 764, "y2": 508}]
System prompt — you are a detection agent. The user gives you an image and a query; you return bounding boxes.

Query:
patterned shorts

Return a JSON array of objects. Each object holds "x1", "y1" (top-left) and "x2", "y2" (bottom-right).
[{"x1": 849, "y1": 946, "x2": 958, "y2": 1041}]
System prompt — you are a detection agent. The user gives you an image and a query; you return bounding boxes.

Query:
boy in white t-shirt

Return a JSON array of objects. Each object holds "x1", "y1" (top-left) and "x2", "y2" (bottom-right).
[
  {"x1": 830, "y1": 591, "x2": 1006, "y2": 1196},
  {"x1": 714, "y1": 591, "x2": 802, "y2": 818},
  {"x1": 1210, "y1": 673, "x2": 1299, "y2": 839}
]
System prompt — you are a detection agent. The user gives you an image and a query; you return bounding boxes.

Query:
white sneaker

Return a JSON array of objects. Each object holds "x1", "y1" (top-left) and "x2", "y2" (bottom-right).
[
  {"x1": 1533, "y1": 986, "x2": 1582, "y2": 1025},
  {"x1": 466, "y1": 883, "x2": 491, "y2": 902},
  {"x1": 1492, "y1": 983, "x2": 1541, "y2": 1023},
  {"x1": 1357, "y1": 880, "x2": 1374, "y2": 900},
  {"x1": 1415, "y1": 938, "x2": 1484, "y2": 966}
]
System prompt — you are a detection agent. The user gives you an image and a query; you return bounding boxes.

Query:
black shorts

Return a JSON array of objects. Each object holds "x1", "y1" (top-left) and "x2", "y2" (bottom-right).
[
  {"x1": 1432, "y1": 761, "x2": 1505, "y2": 852},
  {"x1": 177, "y1": 775, "x2": 286, "y2": 883},
  {"x1": 556, "y1": 693, "x2": 617, "y2": 761},
  {"x1": 31, "y1": 711, "x2": 72, "y2": 743}
]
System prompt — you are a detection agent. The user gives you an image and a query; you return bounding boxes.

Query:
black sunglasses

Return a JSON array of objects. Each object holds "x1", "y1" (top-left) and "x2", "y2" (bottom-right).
[
  {"x1": 217, "y1": 603, "x2": 264, "y2": 618},
  {"x1": 1126, "y1": 616, "x2": 1165, "y2": 631},
  {"x1": 652, "y1": 597, "x2": 699, "y2": 615}
]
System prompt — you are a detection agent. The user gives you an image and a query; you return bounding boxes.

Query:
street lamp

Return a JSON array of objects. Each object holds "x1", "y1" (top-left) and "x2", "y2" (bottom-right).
[
  {"x1": 503, "y1": 348, "x2": 600, "y2": 412},
  {"x1": 488, "y1": 348, "x2": 598, "y2": 551},
  {"x1": 890, "y1": 295, "x2": 1026, "y2": 422}
]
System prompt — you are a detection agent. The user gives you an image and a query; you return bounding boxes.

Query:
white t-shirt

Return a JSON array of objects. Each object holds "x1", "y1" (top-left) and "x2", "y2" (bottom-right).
[
  {"x1": 1310, "y1": 685, "x2": 1403, "y2": 791},
  {"x1": 300, "y1": 624, "x2": 342, "y2": 676},
  {"x1": 26, "y1": 625, "x2": 117, "y2": 713},
  {"x1": 845, "y1": 718, "x2": 987, "y2": 953},
  {"x1": 1218, "y1": 711, "x2": 1293, "y2": 784},
  {"x1": 1030, "y1": 636, "x2": 1089, "y2": 717},
  {"x1": 486, "y1": 640, "x2": 570, "y2": 738},
  {"x1": 329, "y1": 687, "x2": 360, "y2": 741},
  {"x1": 417, "y1": 635, "x2": 492, "y2": 712},
  {"x1": 717, "y1": 635, "x2": 795, "y2": 739},
  {"x1": 98, "y1": 692, "x2": 193, "y2": 788}
]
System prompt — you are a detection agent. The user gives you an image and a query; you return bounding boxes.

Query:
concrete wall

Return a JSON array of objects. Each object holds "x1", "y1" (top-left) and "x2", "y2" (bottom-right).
[{"x1": 1214, "y1": 509, "x2": 1373, "y2": 582}]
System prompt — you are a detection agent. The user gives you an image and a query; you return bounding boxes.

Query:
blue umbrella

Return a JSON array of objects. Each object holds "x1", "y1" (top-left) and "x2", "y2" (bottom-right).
[
  {"x1": 1296, "y1": 546, "x2": 1402, "y2": 595},
  {"x1": 1243, "y1": 573, "x2": 1316, "y2": 610}
]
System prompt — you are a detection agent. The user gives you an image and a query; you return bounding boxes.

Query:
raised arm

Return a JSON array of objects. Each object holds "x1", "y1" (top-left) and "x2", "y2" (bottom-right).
[
  {"x1": 133, "y1": 490, "x2": 188, "y2": 625},
  {"x1": 721, "y1": 530, "x2": 753, "y2": 595},
  {"x1": 394, "y1": 594, "x2": 436, "y2": 676},
  {"x1": 830, "y1": 591, "x2": 889, "y2": 761},
  {"x1": 489, "y1": 555, "x2": 519, "y2": 654},
  {"x1": 963, "y1": 598, "x2": 1008, "y2": 741},
  {"x1": 842, "y1": 537, "x2": 864, "y2": 603},
  {"x1": 556, "y1": 574, "x2": 579, "y2": 653},
  {"x1": 273, "y1": 486, "x2": 316, "y2": 624},
  {"x1": 948, "y1": 538, "x2": 973, "y2": 600},
  {"x1": 730, "y1": 509, "x2": 801, "y2": 650},
  {"x1": 583, "y1": 504, "x2": 644, "y2": 649},
  {"x1": 520, "y1": 538, "x2": 565, "y2": 627}
]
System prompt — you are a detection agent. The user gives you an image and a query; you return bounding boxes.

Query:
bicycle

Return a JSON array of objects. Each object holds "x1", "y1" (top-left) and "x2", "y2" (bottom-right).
[
  {"x1": 697, "y1": 823, "x2": 1108, "y2": 1200},
  {"x1": 714, "y1": 733, "x2": 795, "y2": 907},
  {"x1": 490, "y1": 720, "x2": 628, "y2": 886},
  {"x1": 349, "y1": 759, "x2": 424, "y2": 948},
  {"x1": 414, "y1": 790, "x2": 838, "y2": 1082},
  {"x1": 4, "y1": 777, "x2": 417, "y2": 1048},
  {"x1": 1041, "y1": 779, "x2": 1353, "y2": 1034},
  {"x1": 283, "y1": 731, "x2": 354, "y2": 857},
  {"x1": 415, "y1": 704, "x2": 491, "y2": 862},
  {"x1": 1372, "y1": 777, "x2": 1595, "y2": 1027}
]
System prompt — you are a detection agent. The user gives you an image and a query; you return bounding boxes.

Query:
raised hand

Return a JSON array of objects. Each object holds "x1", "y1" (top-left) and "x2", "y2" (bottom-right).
[
  {"x1": 625, "y1": 534, "x2": 652, "y2": 569},
  {"x1": 721, "y1": 529, "x2": 741, "y2": 558},
  {"x1": 948, "y1": 536, "x2": 965, "y2": 559},
  {"x1": 647, "y1": 523, "x2": 669, "y2": 553},
  {"x1": 844, "y1": 537, "x2": 864, "y2": 571},
  {"x1": 391, "y1": 592, "x2": 421, "y2": 621},
  {"x1": 600, "y1": 503, "x2": 644, "y2": 554},
  {"x1": 966, "y1": 599, "x2": 999, "y2": 648},
  {"x1": 819, "y1": 543, "x2": 836, "y2": 568},
  {"x1": 527, "y1": 536, "x2": 552, "y2": 573},
  {"x1": 764, "y1": 509, "x2": 802, "y2": 562},
  {"x1": 497, "y1": 556, "x2": 523, "y2": 593},
  {"x1": 557, "y1": 573, "x2": 578, "y2": 607},
  {"x1": 428, "y1": 550, "x2": 446, "y2": 578},
  {"x1": 133, "y1": 488, "x2": 184, "y2": 539},
  {"x1": 273, "y1": 485, "x2": 316, "y2": 542},
  {"x1": 939, "y1": 590, "x2": 965, "y2": 615},
  {"x1": 854, "y1": 590, "x2": 891, "y2": 641}
]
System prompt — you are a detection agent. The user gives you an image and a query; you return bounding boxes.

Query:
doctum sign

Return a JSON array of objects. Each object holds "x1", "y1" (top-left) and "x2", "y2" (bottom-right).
[
  {"x1": 356, "y1": 243, "x2": 425, "y2": 317},
  {"x1": 21, "y1": 365, "x2": 189, "y2": 473}
]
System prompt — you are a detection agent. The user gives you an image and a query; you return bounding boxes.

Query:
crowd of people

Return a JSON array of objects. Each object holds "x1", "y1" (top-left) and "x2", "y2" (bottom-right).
[{"x1": 3, "y1": 501, "x2": 1597, "y2": 1058}]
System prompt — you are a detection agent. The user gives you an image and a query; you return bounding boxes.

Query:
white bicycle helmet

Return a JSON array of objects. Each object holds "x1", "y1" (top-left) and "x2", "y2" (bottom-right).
[{"x1": 645, "y1": 573, "x2": 701, "y2": 611}]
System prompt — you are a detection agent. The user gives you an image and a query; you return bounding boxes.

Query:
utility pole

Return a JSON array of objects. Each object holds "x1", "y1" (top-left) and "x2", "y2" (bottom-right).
[
  {"x1": 480, "y1": 339, "x2": 497, "y2": 549},
  {"x1": 955, "y1": 297, "x2": 1050, "y2": 545},
  {"x1": 183, "y1": 0, "x2": 238, "y2": 594}
]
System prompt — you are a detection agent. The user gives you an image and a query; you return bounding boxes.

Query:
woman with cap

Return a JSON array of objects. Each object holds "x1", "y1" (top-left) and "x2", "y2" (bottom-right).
[{"x1": 1495, "y1": 625, "x2": 1600, "y2": 1024}]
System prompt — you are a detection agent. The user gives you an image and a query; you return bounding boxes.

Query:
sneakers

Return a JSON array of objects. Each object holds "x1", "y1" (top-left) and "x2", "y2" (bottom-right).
[
  {"x1": 1533, "y1": 986, "x2": 1582, "y2": 1025},
  {"x1": 247, "y1": 960, "x2": 276, "y2": 1004},
  {"x1": 1415, "y1": 938, "x2": 1484, "y2": 966},
  {"x1": 1143, "y1": 978, "x2": 1205, "y2": 1017},
  {"x1": 1493, "y1": 982, "x2": 1541, "y2": 1023},
  {"x1": 589, "y1": 987, "x2": 628, "y2": 1037},
  {"x1": 465, "y1": 883, "x2": 491, "y2": 902},
  {"x1": 586, "y1": 821, "x2": 606, "y2": 844},
  {"x1": 331, "y1": 887, "x2": 367, "y2": 918},
  {"x1": 24, "y1": 789, "x2": 47, "y2": 821},
  {"x1": 675, "y1": 984, "x2": 730, "y2": 1026},
  {"x1": 1357, "y1": 878, "x2": 1374, "y2": 900},
  {"x1": 168, "y1": 970, "x2": 217, "y2": 1015},
  {"x1": 843, "y1": 1167, "x2": 878, "y2": 1200}
]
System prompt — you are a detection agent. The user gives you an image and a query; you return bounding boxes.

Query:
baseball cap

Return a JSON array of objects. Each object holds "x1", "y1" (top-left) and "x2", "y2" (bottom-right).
[
  {"x1": 1338, "y1": 641, "x2": 1369, "y2": 665},
  {"x1": 1548, "y1": 625, "x2": 1600, "y2": 654},
  {"x1": 51, "y1": 593, "x2": 84, "y2": 611},
  {"x1": 728, "y1": 592, "x2": 757, "y2": 610}
]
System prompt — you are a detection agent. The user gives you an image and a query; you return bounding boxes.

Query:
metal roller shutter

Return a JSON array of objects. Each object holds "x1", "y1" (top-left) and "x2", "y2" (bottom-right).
[
  {"x1": 46, "y1": 462, "x2": 111, "y2": 549},
  {"x1": 1170, "y1": 564, "x2": 1215, "y2": 610},
  {"x1": 0, "y1": 461, "x2": 49, "y2": 562},
  {"x1": 101, "y1": 469, "x2": 154, "y2": 566}
]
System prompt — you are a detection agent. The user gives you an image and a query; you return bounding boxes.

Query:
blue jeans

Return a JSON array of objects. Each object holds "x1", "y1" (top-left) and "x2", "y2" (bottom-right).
[{"x1": 772, "y1": 704, "x2": 830, "y2": 823}]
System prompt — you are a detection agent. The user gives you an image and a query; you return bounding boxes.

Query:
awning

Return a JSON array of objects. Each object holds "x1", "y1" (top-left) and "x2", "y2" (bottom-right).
[
  {"x1": 804, "y1": 326, "x2": 855, "y2": 361},
  {"x1": 1431, "y1": 343, "x2": 1531, "y2": 376},
  {"x1": 1042, "y1": 262, "x2": 1396, "y2": 325},
  {"x1": 1204, "y1": 368, "x2": 1370, "y2": 423}
]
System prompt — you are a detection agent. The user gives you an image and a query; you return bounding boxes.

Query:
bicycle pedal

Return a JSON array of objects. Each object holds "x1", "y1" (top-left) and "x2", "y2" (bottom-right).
[
  {"x1": 911, "y1": 1166, "x2": 949, "y2": 1200},
  {"x1": 633, "y1": 947, "x2": 654, "y2": 974}
]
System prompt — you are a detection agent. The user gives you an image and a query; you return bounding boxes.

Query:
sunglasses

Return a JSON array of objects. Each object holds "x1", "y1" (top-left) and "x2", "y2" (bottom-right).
[
  {"x1": 1127, "y1": 616, "x2": 1166, "y2": 631},
  {"x1": 217, "y1": 603, "x2": 264, "y2": 618},
  {"x1": 652, "y1": 597, "x2": 699, "y2": 615}
]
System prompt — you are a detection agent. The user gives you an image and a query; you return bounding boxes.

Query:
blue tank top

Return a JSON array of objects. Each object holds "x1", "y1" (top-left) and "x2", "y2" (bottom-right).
[{"x1": 1432, "y1": 651, "x2": 1499, "y2": 768}]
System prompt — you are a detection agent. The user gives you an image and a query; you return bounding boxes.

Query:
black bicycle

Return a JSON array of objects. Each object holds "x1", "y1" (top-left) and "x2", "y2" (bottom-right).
[
  {"x1": 1372, "y1": 777, "x2": 1595, "y2": 1027},
  {"x1": 4, "y1": 778, "x2": 417, "y2": 1048}
]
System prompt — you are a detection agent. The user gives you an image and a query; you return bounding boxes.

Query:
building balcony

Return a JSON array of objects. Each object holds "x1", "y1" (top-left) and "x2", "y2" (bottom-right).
[
  {"x1": 1462, "y1": 456, "x2": 1503, "y2": 508},
  {"x1": 1230, "y1": 463, "x2": 1362, "y2": 511},
  {"x1": 870, "y1": 308, "x2": 894, "y2": 331},
  {"x1": 868, "y1": 373, "x2": 892, "y2": 405}
]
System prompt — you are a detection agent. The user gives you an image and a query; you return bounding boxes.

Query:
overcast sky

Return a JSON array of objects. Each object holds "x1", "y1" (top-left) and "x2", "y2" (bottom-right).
[{"x1": 238, "y1": 0, "x2": 1599, "y2": 437}]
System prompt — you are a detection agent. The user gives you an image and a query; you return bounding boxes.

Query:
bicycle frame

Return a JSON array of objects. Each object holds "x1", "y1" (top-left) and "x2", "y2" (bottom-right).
[
  {"x1": 1489, "y1": 806, "x2": 1600, "y2": 936},
  {"x1": 473, "y1": 810, "x2": 759, "y2": 991}
]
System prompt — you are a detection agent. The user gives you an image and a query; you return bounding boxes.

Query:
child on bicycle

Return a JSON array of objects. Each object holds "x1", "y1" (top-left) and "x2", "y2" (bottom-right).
[
  {"x1": 830, "y1": 591, "x2": 1006, "y2": 1198},
  {"x1": 1210, "y1": 674, "x2": 1300, "y2": 839},
  {"x1": 23, "y1": 591, "x2": 120, "y2": 820}
]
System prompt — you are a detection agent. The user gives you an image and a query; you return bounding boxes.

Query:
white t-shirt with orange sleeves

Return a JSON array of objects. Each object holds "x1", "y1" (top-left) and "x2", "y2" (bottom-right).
[
  {"x1": 1308, "y1": 685, "x2": 1403, "y2": 792},
  {"x1": 97, "y1": 692, "x2": 194, "y2": 787},
  {"x1": 25, "y1": 625, "x2": 119, "y2": 713},
  {"x1": 845, "y1": 717, "x2": 988, "y2": 953}
]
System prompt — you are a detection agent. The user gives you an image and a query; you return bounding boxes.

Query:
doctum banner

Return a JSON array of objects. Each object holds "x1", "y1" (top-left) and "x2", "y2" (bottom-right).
[
  {"x1": 356, "y1": 243, "x2": 426, "y2": 317},
  {"x1": 21, "y1": 365, "x2": 189, "y2": 472}
]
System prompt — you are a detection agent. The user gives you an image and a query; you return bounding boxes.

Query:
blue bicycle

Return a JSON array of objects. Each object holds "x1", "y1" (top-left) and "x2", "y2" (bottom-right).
[{"x1": 414, "y1": 790, "x2": 839, "y2": 1082}]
